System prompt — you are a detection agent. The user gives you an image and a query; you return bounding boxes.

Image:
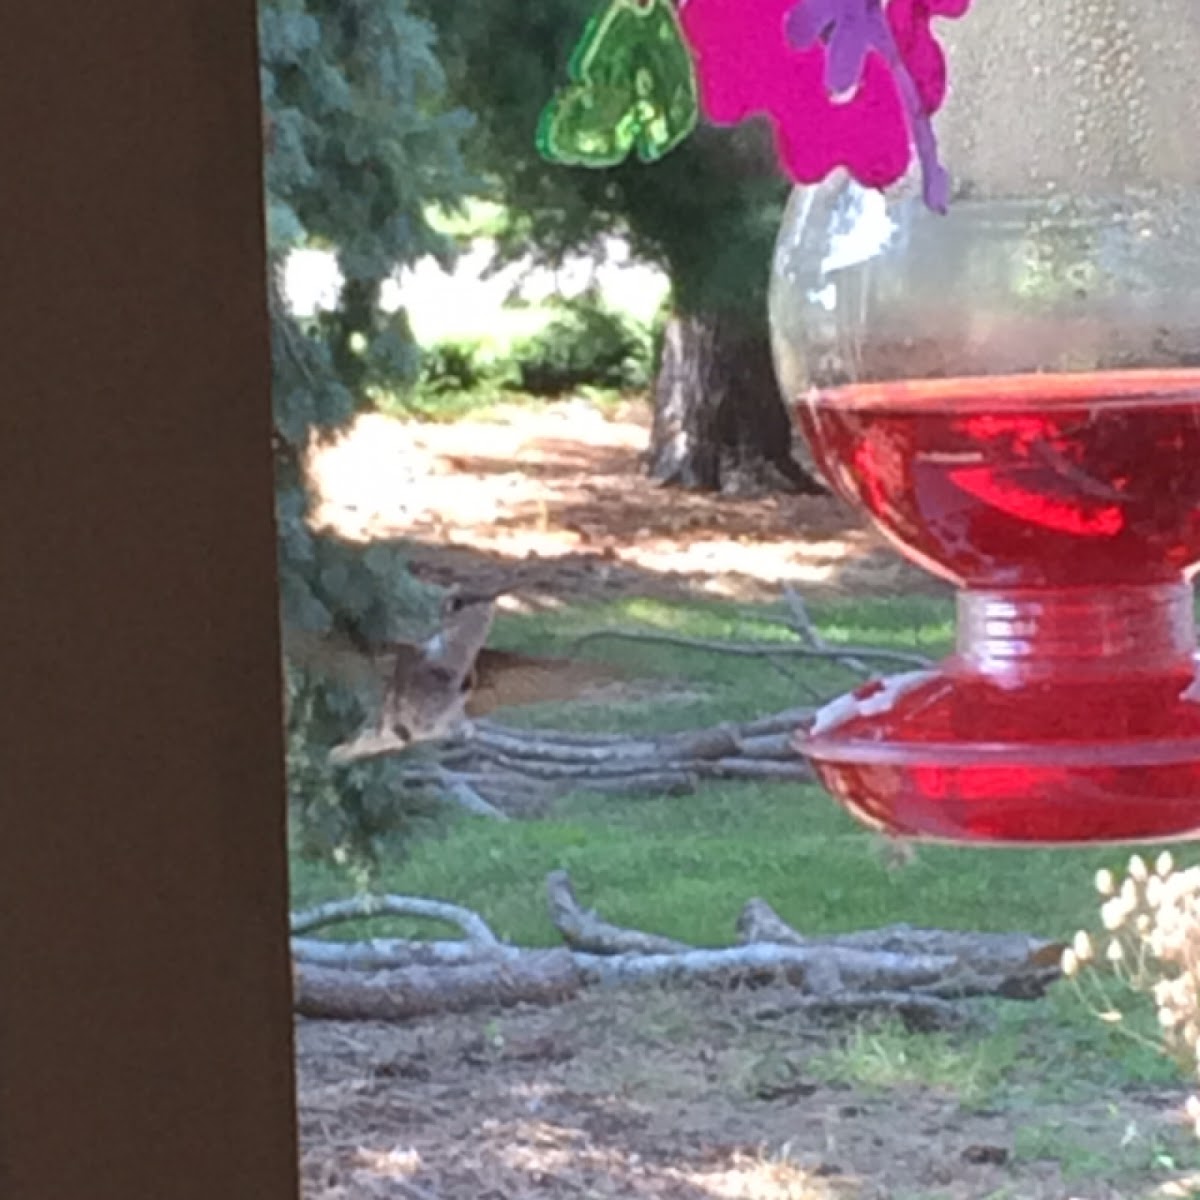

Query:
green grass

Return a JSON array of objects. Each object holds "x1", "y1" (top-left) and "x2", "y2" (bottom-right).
[
  {"x1": 808, "y1": 1015, "x2": 1023, "y2": 1104},
  {"x1": 290, "y1": 593, "x2": 1189, "y2": 944},
  {"x1": 289, "y1": 591, "x2": 1200, "y2": 1101},
  {"x1": 377, "y1": 383, "x2": 640, "y2": 425},
  {"x1": 1011, "y1": 1111, "x2": 1200, "y2": 1186},
  {"x1": 803, "y1": 984, "x2": 1183, "y2": 1109},
  {"x1": 486, "y1": 592, "x2": 952, "y2": 732},
  {"x1": 290, "y1": 778, "x2": 1154, "y2": 948}
]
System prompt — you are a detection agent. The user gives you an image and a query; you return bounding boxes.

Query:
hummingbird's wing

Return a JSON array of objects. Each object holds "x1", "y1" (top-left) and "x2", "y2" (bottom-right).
[
  {"x1": 319, "y1": 588, "x2": 631, "y2": 764},
  {"x1": 377, "y1": 595, "x2": 496, "y2": 739},
  {"x1": 330, "y1": 596, "x2": 497, "y2": 763}
]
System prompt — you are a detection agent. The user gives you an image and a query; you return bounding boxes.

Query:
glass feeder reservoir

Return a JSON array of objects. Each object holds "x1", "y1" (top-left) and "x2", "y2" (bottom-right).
[{"x1": 769, "y1": 2, "x2": 1200, "y2": 844}]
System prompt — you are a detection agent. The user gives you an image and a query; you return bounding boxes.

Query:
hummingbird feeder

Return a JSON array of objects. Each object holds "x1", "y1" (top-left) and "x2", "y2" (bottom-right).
[{"x1": 542, "y1": 0, "x2": 1200, "y2": 846}]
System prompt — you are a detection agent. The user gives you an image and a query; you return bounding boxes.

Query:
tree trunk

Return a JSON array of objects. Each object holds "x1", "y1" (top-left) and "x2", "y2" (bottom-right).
[{"x1": 648, "y1": 312, "x2": 826, "y2": 496}]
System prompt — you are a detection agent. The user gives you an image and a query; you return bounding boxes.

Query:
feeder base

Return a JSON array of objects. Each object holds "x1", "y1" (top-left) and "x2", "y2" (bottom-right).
[{"x1": 800, "y1": 662, "x2": 1200, "y2": 846}]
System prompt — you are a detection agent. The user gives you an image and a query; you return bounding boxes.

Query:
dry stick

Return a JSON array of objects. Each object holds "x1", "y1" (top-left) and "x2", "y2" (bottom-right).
[
  {"x1": 390, "y1": 764, "x2": 513, "y2": 821},
  {"x1": 471, "y1": 719, "x2": 634, "y2": 746},
  {"x1": 293, "y1": 953, "x2": 581, "y2": 1021},
  {"x1": 760, "y1": 640, "x2": 826, "y2": 701},
  {"x1": 472, "y1": 723, "x2": 734, "y2": 764},
  {"x1": 478, "y1": 757, "x2": 699, "y2": 796},
  {"x1": 739, "y1": 706, "x2": 819, "y2": 736},
  {"x1": 781, "y1": 584, "x2": 875, "y2": 676},
  {"x1": 571, "y1": 943, "x2": 955, "y2": 995},
  {"x1": 436, "y1": 709, "x2": 819, "y2": 806},
  {"x1": 433, "y1": 765, "x2": 510, "y2": 821},
  {"x1": 918, "y1": 971, "x2": 1060, "y2": 1002},
  {"x1": 292, "y1": 936, "x2": 516, "y2": 970},
  {"x1": 470, "y1": 726, "x2": 664, "y2": 764},
  {"x1": 570, "y1": 627, "x2": 934, "y2": 669},
  {"x1": 546, "y1": 869, "x2": 690, "y2": 955},
  {"x1": 548, "y1": 871, "x2": 955, "y2": 995},
  {"x1": 701, "y1": 759, "x2": 812, "y2": 782},
  {"x1": 733, "y1": 732, "x2": 803, "y2": 759},
  {"x1": 291, "y1": 933, "x2": 954, "y2": 998},
  {"x1": 737, "y1": 897, "x2": 1065, "y2": 974},
  {"x1": 397, "y1": 766, "x2": 552, "y2": 806},
  {"x1": 736, "y1": 898, "x2": 1062, "y2": 999},
  {"x1": 396, "y1": 765, "x2": 525, "y2": 791},
  {"x1": 472, "y1": 713, "x2": 813, "y2": 765},
  {"x1": 289, "y1": 894, "x2": 499, "y2": 945},
  {"x1": 574, "y1": 771, "x2": 696, "y2": 797},
  {"x1": 654, "y1": 724, "x2": 741, "y2": 758},
  {"x1": 471, "y1": 749, "x2": 801, "y2": 789},
  {"x1": 439, "y1": 759, "x2": 696, "y2": 802},
  {"x1": 286, "y1": 872, "x2": 1061, "y2": 1020},
  {"x1": 463, "y1": 710, "x2": 815, "y2": 755},
  {"x1": 469, "y1": 747, "x2": 680, "y2": 781},
  {"x1": 454, "y1": 764, "x2": 696, "y2": 797}
]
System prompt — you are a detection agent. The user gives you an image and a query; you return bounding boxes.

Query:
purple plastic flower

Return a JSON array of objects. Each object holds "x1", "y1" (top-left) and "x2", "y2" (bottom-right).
[
  {"x1": 679, "y1": 0, "x2": 971, "y2": 211},
  {"x1": 789, "y1": 0, "x2": 892, "y2": 99}
]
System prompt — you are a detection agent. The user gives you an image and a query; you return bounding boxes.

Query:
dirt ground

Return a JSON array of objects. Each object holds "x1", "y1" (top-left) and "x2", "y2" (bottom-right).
[
  {"x1": 296, "y1": 985, "x2": 1195, "y2": 1200},
  {"x1": 298, "y1": 400, "x2": 1192, "y2": 1199},
  {"x1": 307, "y1": 398, "x2": 943, "y2": 607}
]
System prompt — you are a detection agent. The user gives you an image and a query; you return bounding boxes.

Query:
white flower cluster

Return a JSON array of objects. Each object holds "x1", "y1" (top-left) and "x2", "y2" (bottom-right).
[{"x1": 1064, "y1": 852, "x2": 1200, "y2": 1136}]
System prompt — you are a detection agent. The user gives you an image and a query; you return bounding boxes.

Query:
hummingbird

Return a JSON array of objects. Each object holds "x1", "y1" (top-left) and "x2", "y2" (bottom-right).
[{"x1": 284, "y1": 587, "x2": 627, "y2": 764}]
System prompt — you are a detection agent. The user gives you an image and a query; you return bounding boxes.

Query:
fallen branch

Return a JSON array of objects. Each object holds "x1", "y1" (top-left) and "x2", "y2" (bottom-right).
[
  {"x1": 289, "y1": 894, "x2": 499, "y2": 946},
  {"x1": 294, "y1": 952, "x2": 580, "y2": 1020},
  {"x1": 739, "y1": 707, "x2": 824, "y2": 736},
  {"x1": 573, "y1": 942, "x2": 953, "y2": 995},
  {"x1": 734, "y1": 732, "x2": 803, "y2": 759},
  {"x1": 431, "y1": 707, "x2": 817, "y2": 812},
  {"x1": 572, "y1": 770, "x2": 697, "y2": 797},
  {"x1": 470, "y1": 725, "x2": 664, "y2": 764},
  {"x1": 291, "y1": 871, "x2": 1061, "y2": 1022},
  {"x1": 471, "y1": 719, "x2": 633, "y2": 745},
  {"x1": 736, "y1": 898, "x2": 1066, "y2": 980},
  {"x1": 432, "y1": 765, "x2": 511, "y2": 821},
  {"x1": 782, "y1": 585, "x2": 874, "y2": 675},
  {"x1": 700, "y1": 758, "x2": 812, "y2": 782},
  {"x1": 468, "y1": 747, "x2": 688, "y2": 782},
  {"x1": 291, "y1": 936, "x2": 516, "y2": 971},
  {"x1": 569, "y1": 628, "x2": 933, "y2": 670},
  {"x1": 347, "y1": 587, "x2": 911, "y2": 817},
  {"x1": 546, "y1": 869, "x2": 689, "y2": 955}
]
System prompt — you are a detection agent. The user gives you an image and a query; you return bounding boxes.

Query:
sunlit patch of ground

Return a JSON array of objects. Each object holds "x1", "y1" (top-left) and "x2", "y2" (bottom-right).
[{"x1": 307, "y1": 400, "x2": 940, "y2": 605}]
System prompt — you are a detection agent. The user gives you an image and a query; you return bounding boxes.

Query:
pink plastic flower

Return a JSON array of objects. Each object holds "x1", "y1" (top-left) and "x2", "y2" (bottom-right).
[{"x1": 678, "y1": 0, "x2": 970, "y2": 211}]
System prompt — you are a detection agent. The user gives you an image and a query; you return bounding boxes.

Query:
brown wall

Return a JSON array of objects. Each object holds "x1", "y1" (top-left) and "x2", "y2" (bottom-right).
[{"x1": 0, "y1": 3, "x2": 299, "y2": 1196}]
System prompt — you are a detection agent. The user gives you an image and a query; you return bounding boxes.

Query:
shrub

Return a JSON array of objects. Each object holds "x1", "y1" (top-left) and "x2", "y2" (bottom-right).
[
  {"x1": 510, "y1": 294, "x2": 654, "y2": 395},
  {"x1": 417, "y1": 336, "x2": 517, "y2": 395},
  {"x1": 419, "y1": 338, "x2": 486, "y2": 393},
  {"x1": 392, "y1": 293, "x2": 660, "y2": 418},
  {"x1": 285, "y1": 661, "x2": 446, "y2": 881},
  {"x1": 280, "y1": 536, "x2": 447, "y2": 879}
]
